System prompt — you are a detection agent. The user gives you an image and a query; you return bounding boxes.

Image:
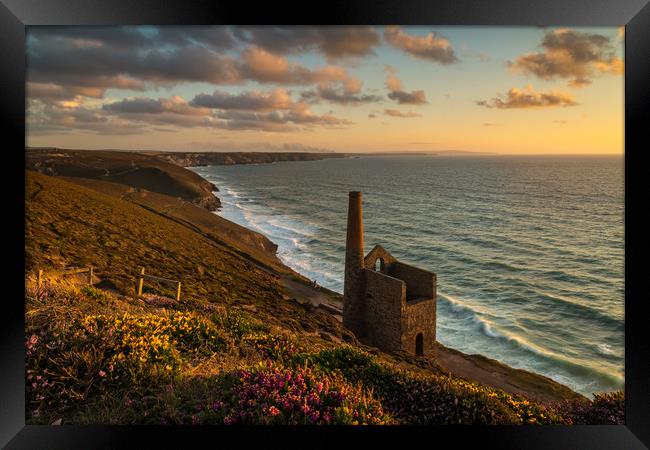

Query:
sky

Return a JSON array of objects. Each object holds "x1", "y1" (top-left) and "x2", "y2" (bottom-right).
[{"x1": 25, "y1": 26, "x2": 624, "y2": 154}]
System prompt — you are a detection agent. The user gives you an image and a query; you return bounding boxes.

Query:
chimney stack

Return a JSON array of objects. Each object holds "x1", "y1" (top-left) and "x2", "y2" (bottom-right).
[{"x1": 343, "y1": 191, "x2": 365, "y2": 335}]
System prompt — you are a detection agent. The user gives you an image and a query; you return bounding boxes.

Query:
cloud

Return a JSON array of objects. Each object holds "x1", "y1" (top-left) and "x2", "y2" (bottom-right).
[
  {"x1": 289, "y1": 63, "x2": 382, "y2": 105},
  {"x1": 368, "y1": 113, "x2": 376, "y2": 118},
  {"x1": 276, "y1": 143, "x2": 335, "y2": 153},
  {"x1": 384, "y1": 66, "x2": 428, "y2": 105},
  {"x1": 476, "y1": 85, "x2": 578, "y2": 109},
  {"x1": 27, "y1": 102, "x2": 146, "y2": 136},
  {"x1": 482, "y1": 122, "x2": 497, "y2": 126},
  {"x1": 28, "y1": 26, "x2": 236, "y2": 51},
  {"x1": 153, "y1": 26, "x2": 236, "y2": 50},
  {"x1": 387, "y1": 90, "x2": 427, "y2": 105},
  {"x1": 27, "y1": 37, "x2": 239, "y2": 94},
  {"x1": 383, "y1": 109, "x2": 422, "y2": 118},
  {"x1": 28, "y1": 26, "x2": 153, "y2": 49},
  {"x1": 385, "y1": 66, "x2": 402, "y2": 91},
  {"x1": 27, "y1": 29, "x2": 369, "y2": 106},
  {"x1": 233, "y1": 26, "x2": 381, "y2": 61},
  {"x1": 190, "y1": 89, "x2": 295, "y2": 111},
  {"x1": 509, "y1": 28, "x2": 623, "y2": 87},
  {"x1": 238, "y1": 46, "x2": 367, "y2": 90},
  {"x1": 42, "y1": 89, "x2": 355, "y2": 134},
  {"x1": 384, "y1": 26, "x2": 458, "y2": 64},
  {"x1": 315, "y1": 86, "x2": 383, "y2": 105},
  {"x1": 190, "y1": 88, "x2": 355, "y2": 127},
  {"x1": 185, "y1": 140, "x2": 335, "y2": 152},
  {"x1": 211, "y1": 108, "x2": 352, "y2": 132},
  {"x1": 104, "y1": 95, "x2": 210, "y2": 116}
]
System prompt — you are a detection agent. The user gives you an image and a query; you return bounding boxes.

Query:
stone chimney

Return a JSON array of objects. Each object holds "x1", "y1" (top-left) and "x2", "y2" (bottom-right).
[{"x1": 343, "y1": 191, "x2": 366, "y2": 336}]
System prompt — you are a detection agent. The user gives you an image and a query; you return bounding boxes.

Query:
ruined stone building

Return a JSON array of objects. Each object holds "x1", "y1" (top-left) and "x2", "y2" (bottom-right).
[{"x1": 343, "y1": 191, "x2": 437, "y2": 356}]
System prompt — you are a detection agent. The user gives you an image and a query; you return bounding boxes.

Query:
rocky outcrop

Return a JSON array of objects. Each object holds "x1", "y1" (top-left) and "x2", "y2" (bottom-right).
[{"x1": 26, "y1": 148, "x2": 222, "y2": 211}]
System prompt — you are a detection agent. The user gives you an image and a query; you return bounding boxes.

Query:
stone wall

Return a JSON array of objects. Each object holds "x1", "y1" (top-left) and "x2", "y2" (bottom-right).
[
  {"x1": 364, "y1": 245, "x2": 397, "y2": 272},
  {"x1": 389, "y1": 261, "x2": 436, "y2": 301},
  {"x1": 402, "y1": 297, "x2": 437, "y2": 356},
  {"x1": 364, "y1": 269, "x2": 405, "y2": 353},
  {"x1": 343, "y1": 192, "x2": 437, "y2": 357}
]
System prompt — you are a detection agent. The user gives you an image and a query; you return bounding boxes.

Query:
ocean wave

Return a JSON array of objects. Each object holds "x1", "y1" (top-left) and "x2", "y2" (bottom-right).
[
  {"x1": 267, "y1": 218, "x2": 316, "y2": 238},
  {"x1": 438, "y1": 292, "x2": 624, "y2": 389},
  {"x1": 596, "y1": 343, "x2": 619, "y2": 357},
  {"x1": 525, "y1": 289, "x2": 624, "y2": 329},
  {"x1": 189, "y1": 161, "x2": 624, "y2": 396}
]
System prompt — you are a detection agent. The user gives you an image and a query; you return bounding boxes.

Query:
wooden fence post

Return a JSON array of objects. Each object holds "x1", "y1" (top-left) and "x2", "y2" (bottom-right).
[
  {"x1": 37, "y1": 269, "x2": 43, "y2": 289},
  {"x1": 137, "y1": 267, "x2": 145, "y2": 297},
  {"x1": 88, "y1": 266, "x2": 94, "y2": 285},
  {"x1": 176, "y1": 282, "x2": 182, "y2": 301}
]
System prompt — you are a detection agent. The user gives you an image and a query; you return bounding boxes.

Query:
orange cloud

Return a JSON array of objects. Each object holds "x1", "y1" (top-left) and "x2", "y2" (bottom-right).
[
  {"x1": 509, "y1": 29, "x2": 623, "y2": 87},
  {"x1": 476, "y1": 85, "x2": 578, "y2": 109},
  {"x1": 383, "y1": 109, "x2": 422, "y2": 118},
  {"x1": 384, "y1": 26, "x2": 458, "y2": 64},
  {"x1": 384, "y1": 66, "x2": 427, "y2": 105}
]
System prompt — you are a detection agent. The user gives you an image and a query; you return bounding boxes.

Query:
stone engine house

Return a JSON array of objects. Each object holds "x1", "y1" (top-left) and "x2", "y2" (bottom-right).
[{"x1": 343, "y1": 191, "x2": 437, "y2": 356}]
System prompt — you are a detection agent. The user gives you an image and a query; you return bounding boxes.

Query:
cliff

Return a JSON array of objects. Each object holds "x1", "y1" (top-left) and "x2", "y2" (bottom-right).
[
  {"x1": 144, "y1": 151, "x2": 346, "y2": 167},
  {"x1": 26, "y1": 148, "x2": 221, "y2": 211}
]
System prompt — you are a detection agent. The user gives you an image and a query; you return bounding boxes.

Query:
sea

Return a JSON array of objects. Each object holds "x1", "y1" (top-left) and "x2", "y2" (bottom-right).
[{"x1": 189, "y1": 155, "x2": 624, "y2": 397}]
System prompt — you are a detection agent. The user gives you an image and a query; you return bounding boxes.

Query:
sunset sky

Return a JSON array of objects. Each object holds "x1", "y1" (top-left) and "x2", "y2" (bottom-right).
[{"x1": 26, "y1": 26, "x2": 624, "y2": 154}]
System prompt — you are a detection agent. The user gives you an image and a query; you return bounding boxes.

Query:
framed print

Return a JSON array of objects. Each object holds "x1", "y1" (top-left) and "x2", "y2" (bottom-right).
[{"x1": 2, "y1": 0, "x2": 649, "y2": 448}]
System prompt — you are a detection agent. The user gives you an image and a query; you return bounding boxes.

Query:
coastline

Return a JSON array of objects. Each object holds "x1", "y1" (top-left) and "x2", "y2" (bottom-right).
[
  {"x1": 24, "y1": 146, "x2": 604, "y2": 403},
  {"x1": 188, "y1": 164, "x2": 589, "y2": 403}
]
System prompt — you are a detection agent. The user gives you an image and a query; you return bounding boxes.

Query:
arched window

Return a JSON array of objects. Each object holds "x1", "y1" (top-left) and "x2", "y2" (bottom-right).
[
  {"x1": 415, "y1": 333, "x2": 424, "y2": 356},
  {"x1": 374, "y1": 258, "x2": 384, "y2": 272}
]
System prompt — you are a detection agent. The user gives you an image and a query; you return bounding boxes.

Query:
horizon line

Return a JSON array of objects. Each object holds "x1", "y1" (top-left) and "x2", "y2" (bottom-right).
[{"x1": 25, "y1": 146, "x2": 624, "y2": 156}]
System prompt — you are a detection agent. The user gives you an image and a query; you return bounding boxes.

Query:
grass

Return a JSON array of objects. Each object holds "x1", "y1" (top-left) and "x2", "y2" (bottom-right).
[
  {"x1": 25, "y1": 169, "x2": 624, "y2": 425},
  {"x1": 26, "y1": 148, "x2": 220, "y2": 210},
  {"x1": 27, "y1": 171, "x2": 286, "y2": 310},
  {"x1": 60, "y1": 176, "x2": 287, "y2": 275},
  {"x1": 26, "y1": 278, "x2": 624, "y2": 426}
]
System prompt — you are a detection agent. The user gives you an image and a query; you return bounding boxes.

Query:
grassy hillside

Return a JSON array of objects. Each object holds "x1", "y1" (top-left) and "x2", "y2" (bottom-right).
[
  {"x1": 26, "y1": 148, "x2": 220, "y2": 210},
  {"x1": 25, "y1": 170, "x2": 623, "y2": 425},
  {"x1": 27, "y1": 172, "x2": 297, "y2": 317},
  {"x1": 61, "y1": 176, "x2": 286, "y2": 274},
  {"x1": 26, "y1": 278, "x2": 622, "y2": 426}
]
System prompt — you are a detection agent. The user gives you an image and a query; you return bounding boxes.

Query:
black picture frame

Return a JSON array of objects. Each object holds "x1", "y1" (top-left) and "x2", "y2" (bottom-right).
[{"x1": 2, "y1": 1, "x2": 649, "y2": 448}]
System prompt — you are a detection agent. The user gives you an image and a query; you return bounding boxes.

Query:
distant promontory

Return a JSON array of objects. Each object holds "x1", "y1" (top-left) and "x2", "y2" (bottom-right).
[{"x1": 145, "y1": 151, "x2": 346, "y2": 167}]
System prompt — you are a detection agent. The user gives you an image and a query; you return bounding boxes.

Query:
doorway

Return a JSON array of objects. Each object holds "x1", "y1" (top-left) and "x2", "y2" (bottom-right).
[{"x1": 415, "y1": 333, "x2": 424, "y2": 356}]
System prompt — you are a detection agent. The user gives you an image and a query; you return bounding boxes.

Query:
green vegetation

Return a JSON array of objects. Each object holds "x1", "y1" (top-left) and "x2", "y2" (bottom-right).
[
  {"x1": 25, "y1": 166, "x2": 624, "y2": 425},
  {"x1": 26, "y1": 148, "x2": 220, "y2": 210},
  {"x1": 26, "y1": 278, "x2": 623, "y2": 425},
  {"x1": 62, "y1": 176, "x2": 286, "y2": 274},
  {"x1": 27, "y1": 171, "x2": 284, "y2": 307}
]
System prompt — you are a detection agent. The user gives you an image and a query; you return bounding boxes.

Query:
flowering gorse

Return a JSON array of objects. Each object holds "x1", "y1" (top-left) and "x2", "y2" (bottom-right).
[
  {"x1": 25, "y1": 279, "x2": 624, "y2": 426},
  {"x1": 242, "y1": 332, "x2": 298, "y2": 361},
  {"x1": 26, "y1": 284, "x2": 229, "y2": 420},
  {"x1": 80, "y1": 312, "x2": 228, "y2": 382},
  {"x1": 215, "y1": 308, "x2": 266, "y2": 338}
]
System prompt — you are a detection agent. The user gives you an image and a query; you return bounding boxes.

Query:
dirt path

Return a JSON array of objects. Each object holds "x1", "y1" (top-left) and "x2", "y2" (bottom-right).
[
  {"x1": 279, "y1": 275, "x2": 579, "y2": 402},
  {"x1": 280, "y1": 276, "x2": 343, "y2": 317},
  {"x1": 433, "y1": 342, "x2": 584, "y2": 403}
]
